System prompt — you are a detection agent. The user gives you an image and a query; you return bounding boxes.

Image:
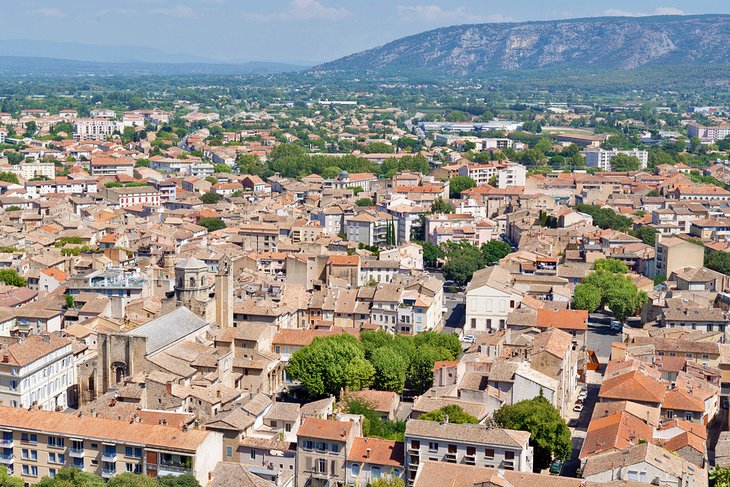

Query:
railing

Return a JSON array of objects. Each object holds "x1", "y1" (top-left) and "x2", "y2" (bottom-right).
[
  {"x1": 0, "y1": 454, "x2": 13, "y2": 463},
  {"x1": 0, "y1": 439, "x2": 13, "y2": 447},
  {"x1": 101, "y1": 468, "x2": 116, "y2": 478},
  {"x1": 101, "y1": 452, "x2": 117, "y2": 462},
  {"x1": 69, "y1": 448, "x2": 84, "y2": 457}
]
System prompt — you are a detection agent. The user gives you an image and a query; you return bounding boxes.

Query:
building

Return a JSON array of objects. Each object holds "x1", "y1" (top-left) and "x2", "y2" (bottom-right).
[
  {"x1": 73, "y1": 119, "x2": 124, "y2": 141},
  {"x1": 465, "y1": 266, "x2": 522, "y2": 332},
  {"x1": 296, "y1": 418, "x2": 359, "y2": 487},
  {"x1": 346, "y1": 210, "x2": 398, "y2": 247},
  {"x1": 13, "y1": 162, "x2": 56, "y2": 181},
  {"x1": 687, "y1": 122, "x2": 730, "y2": 142},
  {"x1": 654, "y1": 237, "x2": 704, "y2": 279},
  {"x1": 0, "y1": 334, "x2": 75, "y2": 410},
  {"x1": 89, "y1": 157, "x2": 135, "y2": 177},
  {"x1": 582, "y1": 149, "x2": 649, "y2": 171},
  {"x1": 496, "y1": 163, "x2": 527, "y2": 189},
  {"x1": 100, "y1": 186, "x2": 161, "y2": 209},
  {"x1": 346, "y1": 437, "x2": 404, "y2": 486},
  {"x1": 404, "y1": 419, "x2": 533, "y2": 486},
  {"x1": 0, "y1": 405, "x2": 222, "y2": 485}
]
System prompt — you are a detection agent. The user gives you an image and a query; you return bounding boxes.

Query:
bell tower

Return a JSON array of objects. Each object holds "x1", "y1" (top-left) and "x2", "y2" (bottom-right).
[{"x1": 215, "y1": 255, "x2": 233, "y2": 329}]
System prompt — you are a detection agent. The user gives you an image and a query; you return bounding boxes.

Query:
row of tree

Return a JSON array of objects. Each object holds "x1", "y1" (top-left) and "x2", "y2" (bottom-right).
[{"x1": 287, "y1": 331, "x2": 461, "y2": 397}]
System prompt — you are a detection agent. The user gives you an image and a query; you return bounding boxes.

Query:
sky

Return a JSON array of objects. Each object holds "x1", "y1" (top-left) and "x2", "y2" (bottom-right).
[{"x1": 3, "y1": 0, "x2": 730, "y2": 65}]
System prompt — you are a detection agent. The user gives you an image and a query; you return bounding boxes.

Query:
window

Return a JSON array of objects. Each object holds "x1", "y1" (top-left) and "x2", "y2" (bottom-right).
[
  {"x1": 20, "y1": 433, "x2": 37, "y2": 444},
  {"x1": 303, "y1": 440, "x2": 313, "y2": 450},
  {"x1": 351, "y1": 463, "x2": 360, "y2": 476},
  {"x1": 471, "y1": 318, "x2": 476, "y2": 329},
  {"x1": 225, "y1": 447, "x2": 232, "y2": 458},
  {"x1": 48, "y1": 436, "x2": 64, "y2": 448},
  {"x1": 428, "y1": 442, "x2": 438, "y2": 452},
  {"x1": 49, "y1": 468, "x2": 56, "y2": 478},
  {"x1": 485, "y1": 448, "x2": 495, "y2": 459},
  {"x1": 371, "y1": 466, "x2": 382, "y2": 478},
  {"x1": 126, "y1": 463, "x2": 133, "y2": 473},
  {"x1": 285, "y1": 423, "x2": 292, "y2": 432},
  {"x1": 505, "y1": 451, "x2": 515, "y2": 460},
  {"x1": 317, "y1": 459, "x2": 326, "y2": 473},
  {"x1": 685, "y1": 413, "x2": 693, "y2": 421},
  {"x1": 22, "y1": 465, "x2": 28, "y2": 475},
  {"x1": 411, "y1": 440, "x2": 420, "y2": 450},
  {"x1": 250, "y1": 450, "x2": 256, "y2": 460},
  {"x1": 466, "y1": 447, "x2": 476, "y2": 456},
  {"x1": 331, "y1": 443, "x2": 340, "y2": 454}
]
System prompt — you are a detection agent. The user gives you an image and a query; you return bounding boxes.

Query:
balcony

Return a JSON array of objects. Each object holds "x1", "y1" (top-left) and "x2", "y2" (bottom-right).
[
  {"x1": 463, "y1": 455, "x2": 476, "y2": 466},
  {"x1": 101, "y1": 452, "x2": 117, "y2": 462},
  {"x1": 69, "y1": 448, "x2": 84, "y2": 458},
  {"x1": 158, "y1": 464, "x2": 193, "y2": 476},
  {"x1": 101, "y1": 468, "x2": 117, "y2": 478},
  {"x1": 0, "y1": 454, "x2": 13, "y2": 464},
  {"x1": 0, "y1": 439, "x2": 13, "y2": 448}
]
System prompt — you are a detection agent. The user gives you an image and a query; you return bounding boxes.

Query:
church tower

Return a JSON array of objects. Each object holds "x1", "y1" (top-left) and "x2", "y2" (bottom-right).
[
  {"x1": 174, "y1": 258, "x2": 214, "y2": 319},
  {"x1": 215, "y1": 255, "x2": 233, "y2": 329}
]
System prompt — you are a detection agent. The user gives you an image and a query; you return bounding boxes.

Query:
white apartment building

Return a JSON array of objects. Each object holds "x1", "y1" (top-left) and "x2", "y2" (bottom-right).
[
  {"x1": 465, "y1": 266, "x2": 522, "y2": 332},
  {"x1": 582, "y1": 148, "x2": 649, "y2": 171},
  {"x1": 0, "y1": 334, "x2": 75, "y2": 410},
  {"x1": 12, "y1": 162, "x2": 56, "y2": 181},
  {"x1": 73, "y1": 119, "x2": 125, "y2": 141},
  {"x1": 496, "y1": 163, "x2": 527, "y2": 189},
  {"x1": 404, "y1": 420, "x2": 533, "y2": 486},
  {"x1": 688, "y1": 122, "x2": 730, "y2": 141}
]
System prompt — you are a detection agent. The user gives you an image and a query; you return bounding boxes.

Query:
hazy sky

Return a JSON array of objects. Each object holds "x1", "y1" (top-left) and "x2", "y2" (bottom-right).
[{"x1": 4, "y1": 0, "x2": 730, "y2": 64}]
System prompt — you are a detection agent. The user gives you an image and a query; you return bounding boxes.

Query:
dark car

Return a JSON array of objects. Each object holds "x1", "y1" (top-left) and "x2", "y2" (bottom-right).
[
  {"x1": 549, "y1": 459, "x2": 563, "y2": 475},
  {"x1": 722, "y1": 400, "x2": 729, "y2": 409},
  {"x1": 568, "y1": 418, "x2": 579, "y2": 428}
]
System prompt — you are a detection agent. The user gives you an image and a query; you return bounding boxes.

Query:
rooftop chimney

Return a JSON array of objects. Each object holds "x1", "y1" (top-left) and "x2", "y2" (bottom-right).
[
  {"x1": 42, "y1": 335, "x2": 51, "y2": 343},
  {"x1": 366, "y1": 448, "x2": 371, "y2": 459}
]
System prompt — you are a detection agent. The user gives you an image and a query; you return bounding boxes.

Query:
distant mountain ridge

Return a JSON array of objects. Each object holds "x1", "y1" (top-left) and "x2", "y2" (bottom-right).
[{"x1": 316, "y1": 14, "x2": 730, "y2": 76}]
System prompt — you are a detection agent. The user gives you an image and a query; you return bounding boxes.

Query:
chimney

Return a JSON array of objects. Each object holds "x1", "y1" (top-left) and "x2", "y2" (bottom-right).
[
  {"x1": 166, "y1": 382, "x2": 172, "y2": 395},
  {"x1": 365, "y1": 448, "x2": 371, "y2": 459},
  {"x1": 2, "y1": 354, "x2": 9, "y2": 363},
  {"x1": 42, "y1": 334, "x2": 51, "y2": 343}
]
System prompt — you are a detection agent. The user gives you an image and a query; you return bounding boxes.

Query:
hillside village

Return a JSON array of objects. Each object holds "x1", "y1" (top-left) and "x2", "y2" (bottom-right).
[{"x1": 0, "y1": 98, "x2": 729, "y2": 487}]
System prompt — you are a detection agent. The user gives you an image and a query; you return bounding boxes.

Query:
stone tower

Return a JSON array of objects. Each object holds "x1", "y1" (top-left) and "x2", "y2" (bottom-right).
[
  {"x1": 174, "y1": 258, "x2": 214, "y2": 320},
  {"x1": 215, "y1": 255, "x2": 233, "y2": 329}
]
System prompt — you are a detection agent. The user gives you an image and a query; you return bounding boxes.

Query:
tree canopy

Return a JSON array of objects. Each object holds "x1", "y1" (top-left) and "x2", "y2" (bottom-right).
[
  {"x1": 574, "y1": 204, "x2": 632, "y2": 232},
  {"x1": 573, "y1": 259, "x2": 648, "y2": 321},
  {"x1": 449, "y1": 176, "x2": 476, "y2": 198},
  {"x1": 419, "y1": 404, "x2": 479, "y2": 424},
  {"x1": 706, "y1": 252, "x2": 730, "y2": 276},
  {"x1": 197, "y1": 217, "x2": 226, "y2": 232},
  {"x1": 493, "y1": 394, "x2": 572, "y2": 471}
]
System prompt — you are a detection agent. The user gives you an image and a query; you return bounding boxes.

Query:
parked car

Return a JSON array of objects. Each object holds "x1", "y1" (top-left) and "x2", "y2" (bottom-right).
[
  {"x1": 549, "y1": 459, "x2": 563, "y2": 475},
  {"x1": 723, "y1": 400, "x2": 729, "y2": 410},
  {"x1": 573, "y1": 403, "x2": 584, "y2": 412},
  {"x1": 610, "y1": 320, "x2": 622, "y2": 331},
  {"x1": 578, "y1": 390, "x2": 588, "y2": 400},
  {"x1": 461, "y1": 335, "x2": 476, "y2": 344},
  {"x1": 568, "y1": 418, "x2": 579, "y2": 428}
]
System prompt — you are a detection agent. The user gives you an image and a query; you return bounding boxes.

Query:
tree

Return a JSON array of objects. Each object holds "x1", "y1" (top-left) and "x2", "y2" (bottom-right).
[
  {"x1": 65, "y1": 293, "x2": 75, "y2": 309},
  {"x1": 344, "y1": 397, "x2": 406, "y2": 441},
  {"x1": 408, "y1": 345, "x2": 452, "y2": 394},
  {"x1": 370, "y1": 478, "x2": 405, "y2": 487},
  {"x1": 0, "y1": 465, "x2": 22, "y2": 487},
  {"x1": 213, "y1": 163, "x2": 232, "y2": 173},
  {"x1": 134, "y1": 158, "x2": 151, "y2": 168},
  {"x1": 443, "y1": 244, "x2": 485, "y2": 286},
  {"x1": 420, "y1": 404, "x2": 479, "y2": 424},
  {"x1": 287, "y1": 334, "x2": 374, "y2": 398},
  {"x1": 199, "y1": 192, "x2": 221, "y2": 204},
  {"x1": 481, "y1": 240, "x2": 512, "y2": 264},
  {"x1": 493, "y1": 394, "x2": 572, "y2": 471},
  {"x1": 419, "y1": 242, "x2": 445, "y2": 268},
  {"x1": 37, "y1": 468, "x2": 105, "y2": 486},
  {"x1": 710, "y1": 467, "x2": 730, "y2": 487},
  {"x1": 107, "y1": 473, "x2": 160, "y2": 487},
  {"x1": 356, "y1": 198, "x2": 375, "y2": 207},
  {"x1": 370, "y1": 347, "x2": 409, "y2": 393},
  {"x1": 197, "y1": 217, "x2": 226, "y2": 232},
  {"x1": 0, "y1": 269, "x2": 26, "y2": 287},
  {"x1": 706, "y1": 252, "x2": 730, "y2": 275},
  {"x1": 430, "y1": 197, "x2": 454, "y2": 214},
  {"x1": 594, "y1": 258, "x2": 628, "y2": 274},
  {"x1": 580, "y1": 269, "x2": 648, "y2": 322},
  {"x1": 631, "y1": 226, "x2": 657, "y2": 246},
  {"x1": 610, "y1": 154, "x2": 641, "y2": 172},
  {"x1": 0, "y1": 173, "x2": 19, "y2": 185},
  {"x1": 449, "y1": 176, "x2": 476, "y2": 198},
  {"x1": 573, "y1": 283, "x2": 602, "y2": 312},
  {"x1": 574, "y1": 204, "x2": 632, "y2": 232},
  {"x1": 157, "y1": 475, "x2": 201, "y2": 487}
]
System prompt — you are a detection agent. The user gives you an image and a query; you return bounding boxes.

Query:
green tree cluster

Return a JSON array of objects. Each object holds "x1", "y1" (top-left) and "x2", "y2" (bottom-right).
[
  {"x1": 610, "y1": 154, "x2": 641, "y2": 172},
  {"x1": 344, "y1": 397, "x2": 406, "y2": 441},
  {"x1": 493, "y1": 394, "x2": 572, "y2": 471},
  {"x1": 574, "y1": 204, "x2": 632, "y2": 232},
  {"x1": 448, "y1": 176, "x2": 476, "y2": 198},
  {"x1": 573, "y1": 259, "x2": 647, "y2": 321},
  {"x1": 34, "y1": 468, "x2": 200, "y2": 487},
  {"x1": 706, "y1": 252, "x2": 730, "y2": 275},
  {"x1": 199, "y1": 193, "x2": 222, "y2": 204},
  {"x1": 0, "y1": 172, "x2": 19, "y2": 185},
  {"x1": 355, "y1": 198, "x2": 375, "y2": 207},
  {"x1": 419, "y1": 404, "x2": 479, "y2": 424},
  {"x1": 197, "y1": 217, "x2": 226, "y2": 232},
  {"x1": 288, "y1": 331, "x2": 460, "y2": 398}
]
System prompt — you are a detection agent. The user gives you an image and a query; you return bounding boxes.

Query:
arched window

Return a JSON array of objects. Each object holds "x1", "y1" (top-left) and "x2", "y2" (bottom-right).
[{"x1": 189, "y1": 277, "x2": 196, "y2": 288}]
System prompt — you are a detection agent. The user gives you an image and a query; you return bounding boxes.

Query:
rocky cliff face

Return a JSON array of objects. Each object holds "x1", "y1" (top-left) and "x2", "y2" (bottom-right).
[{"x1": 316, "y1": 15, "x2": 730, "y2": 75}]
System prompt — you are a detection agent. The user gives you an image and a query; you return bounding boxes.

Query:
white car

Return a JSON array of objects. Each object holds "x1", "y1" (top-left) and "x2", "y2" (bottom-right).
[
  {"x1": 462, "y1": 335, "x2": 476, "y2": 344},
  {"x1": 578, "y1": 390, "x2": 588, "y2": 400},
  {"x1": 610, "y1": 320, "x2": 622, "y2": 331},
  {"x1": 573, "y1": 404, "x2": 584, "y2": 413}
]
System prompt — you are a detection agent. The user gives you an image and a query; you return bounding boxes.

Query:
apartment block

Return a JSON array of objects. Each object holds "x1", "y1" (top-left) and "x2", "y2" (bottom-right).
[
  {"x1": 404, "y1": 419, "x2": 533, "y2": 486},
  {"x1": 0, "y1": 406, "x2": 222, "y2": 485},
  {"x1": 582, "y1": 148, "x2": 649, "y2": 171}
]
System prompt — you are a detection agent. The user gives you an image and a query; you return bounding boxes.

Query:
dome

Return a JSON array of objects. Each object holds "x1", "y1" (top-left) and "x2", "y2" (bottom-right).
[
  {"x1": 175, "y1": 257, "x2": 207, "y2": 271},
  {"x1": 338, "y1": 170, "x2": 349, "y2": 180}
]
